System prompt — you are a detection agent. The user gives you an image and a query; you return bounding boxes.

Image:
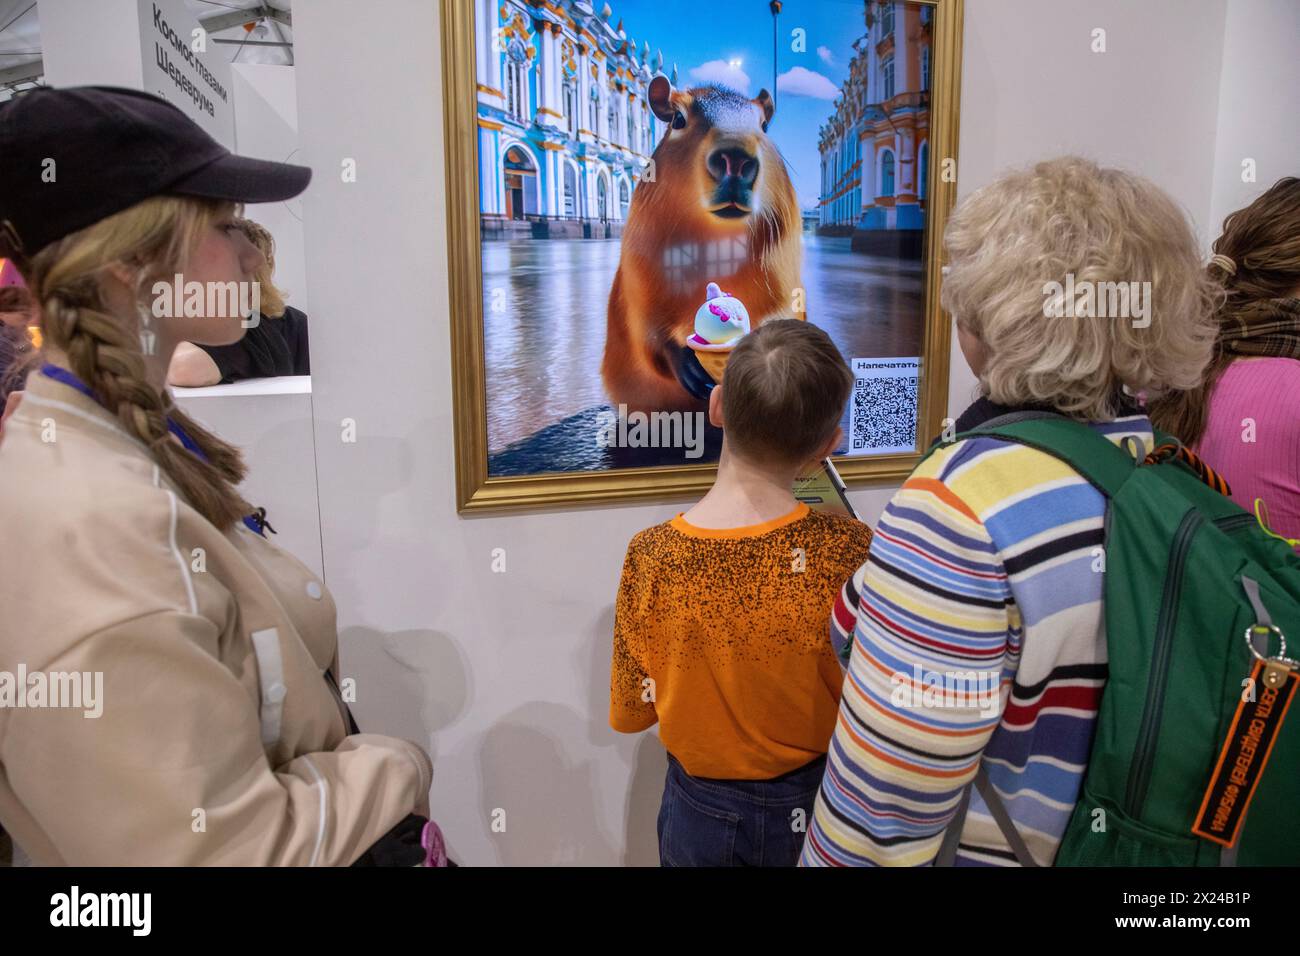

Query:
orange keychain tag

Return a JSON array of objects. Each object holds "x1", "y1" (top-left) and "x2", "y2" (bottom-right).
[{"x1": 1192, "y1": 659, "x2": 1298, "y2": 847}]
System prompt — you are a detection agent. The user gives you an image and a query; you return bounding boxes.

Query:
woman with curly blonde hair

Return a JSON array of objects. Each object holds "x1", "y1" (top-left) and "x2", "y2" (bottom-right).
[{"x1": 802, "y1": 157, "x2": 1218, "y2": 867}]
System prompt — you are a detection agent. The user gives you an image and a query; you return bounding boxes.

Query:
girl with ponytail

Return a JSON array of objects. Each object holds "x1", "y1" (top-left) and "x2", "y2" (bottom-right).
[{"x1": 0, "y1": 87, "x2": 436, "y2": 866}]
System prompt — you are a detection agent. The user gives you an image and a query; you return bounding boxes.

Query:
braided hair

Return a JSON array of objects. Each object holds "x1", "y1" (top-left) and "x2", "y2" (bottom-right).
[{"x1": 26, "y1": 195, "x2": 252, "y2": 529}]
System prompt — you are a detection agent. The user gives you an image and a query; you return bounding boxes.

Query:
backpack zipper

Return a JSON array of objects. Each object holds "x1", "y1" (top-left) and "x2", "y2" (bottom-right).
[
  {"x1": 1124, "y1": 509, "x2": 1205, "y2": 818},
  {"x1": 1214, "y1": 513, "x2": 1254, "y2": 533}
]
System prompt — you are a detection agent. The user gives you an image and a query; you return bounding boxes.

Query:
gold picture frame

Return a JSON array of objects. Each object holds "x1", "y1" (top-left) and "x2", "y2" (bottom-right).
[{"x1": 443, "y1": 0, "x2": 963, "y2": 512}]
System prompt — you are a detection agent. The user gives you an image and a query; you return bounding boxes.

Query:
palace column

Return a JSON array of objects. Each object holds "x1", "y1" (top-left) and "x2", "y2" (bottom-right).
[
  {"x1": 476, "y1": 0, "x2": 497, "y2": 93},
  {"x1": 577, "y1": 42, "x2": 592, "y2": 142},
  {"x1": 892, "y1": 2, "x2": 912, "y2": 99},
  {"x1": 595, "y1": 55, "x2": 610, "y2": 143},
  {"x1": 478, "y1": 119, "x2": 504, "y2": 216},
  {"x1": 543, "y1": 143, "x2": 561, "y2": 218}
]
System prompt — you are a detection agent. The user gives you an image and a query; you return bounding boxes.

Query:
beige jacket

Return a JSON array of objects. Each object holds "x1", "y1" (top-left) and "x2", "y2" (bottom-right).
[{"x1": 0, "y1": 372, "x2": 432, "y2": 865}]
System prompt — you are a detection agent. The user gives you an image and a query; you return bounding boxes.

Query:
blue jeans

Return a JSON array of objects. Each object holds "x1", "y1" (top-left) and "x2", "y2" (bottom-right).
[{"x1": 657, "y1": 753, "x2": 827, "y2": 867}]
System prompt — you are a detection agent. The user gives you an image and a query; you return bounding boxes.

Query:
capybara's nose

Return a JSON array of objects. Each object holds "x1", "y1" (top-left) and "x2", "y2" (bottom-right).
[{"x1": 707, "y1": 146, "x2": 759, "y2": 187}]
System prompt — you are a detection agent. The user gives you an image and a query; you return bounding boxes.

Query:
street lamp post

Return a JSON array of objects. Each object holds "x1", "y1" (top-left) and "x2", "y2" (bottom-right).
[{"x1": 769, "y1": 0, "x2": 782, "y2": 111}]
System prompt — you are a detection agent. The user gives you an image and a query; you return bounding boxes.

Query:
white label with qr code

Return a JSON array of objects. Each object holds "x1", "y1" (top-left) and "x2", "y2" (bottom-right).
[{"x1": 848, "y1": 357, "x2": 920, "y2": 456}]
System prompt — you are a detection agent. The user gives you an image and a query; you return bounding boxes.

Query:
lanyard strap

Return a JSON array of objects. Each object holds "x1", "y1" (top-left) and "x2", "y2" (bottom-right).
[
  {"x1": 39, "y1": 363, "x2": 267, "y2": 536},
  {"x1": 41, "y1": 363, "x2": 207, "y2": 459}
]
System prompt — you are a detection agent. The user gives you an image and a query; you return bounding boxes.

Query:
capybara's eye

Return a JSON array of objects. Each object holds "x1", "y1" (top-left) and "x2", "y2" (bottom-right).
[{"x1": 672, "y1": 111, "x2": 686, "y2": 130}]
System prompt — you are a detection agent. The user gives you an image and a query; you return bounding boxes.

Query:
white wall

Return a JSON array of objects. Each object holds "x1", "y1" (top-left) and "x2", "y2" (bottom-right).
[
  {"x1": 1207, "y1": 0, "x2": 1300, "y2": 243},
  {"x1": 288, "y1": 0, "x2": 1290, "y2": 866},
  {"x1": 231, "y1": 63, "x2": 310, "y2": 318},
  {"x1": 172, "y1": 382, "x2": 324, "y2": 580},
  {"x1": 38, "y1": 0, "x2": 144, "y2": 88}
]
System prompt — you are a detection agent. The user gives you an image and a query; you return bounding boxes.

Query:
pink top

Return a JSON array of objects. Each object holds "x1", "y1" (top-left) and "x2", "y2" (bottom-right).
[{"x1": 1195, "y1": 357, "x2": 1300, "y2": 547}]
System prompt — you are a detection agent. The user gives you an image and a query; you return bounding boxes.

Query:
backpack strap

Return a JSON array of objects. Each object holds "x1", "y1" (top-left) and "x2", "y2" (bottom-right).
[
  {"x1": 934, "y1": 779, "x2": 973, "y2": 866},
  {"x1": 974, "y1": 764, "x2": 1040, "y2": 866},
  {"x1": 934, "y1": 765, "x2": 1040, "y2": 867}
]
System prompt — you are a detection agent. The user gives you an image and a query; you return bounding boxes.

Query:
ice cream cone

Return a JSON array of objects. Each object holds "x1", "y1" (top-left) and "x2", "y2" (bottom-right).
[{"x1": 688, "y1": 340, "x2": 735, "y2": 383}]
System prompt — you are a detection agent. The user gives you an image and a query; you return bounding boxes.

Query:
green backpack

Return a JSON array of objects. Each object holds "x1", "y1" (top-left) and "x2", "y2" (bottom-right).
[{"x1": 933, "y1": 414, "x2": 1300, "y2": 867}]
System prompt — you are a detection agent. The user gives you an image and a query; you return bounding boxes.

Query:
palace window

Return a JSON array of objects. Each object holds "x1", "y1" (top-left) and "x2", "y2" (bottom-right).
[
  {"x1": 881, "y1": 54, "x2": 895, "y2": 102},
  {"x1": 880, "y1": 2, "x2": 895, "y2": 39},
  {"x1": 563, "y1": 162, "x2": 578, "y2": 217},
  {"x1": 922, "y1": 47, "x2": 930, "y2": 91},
  {"x1": 880, "y1": 149, "x2": 895, "y2": 197},
  {"x1": 564, "y1": 83, "x2": 577, "y2": 136},
  {"x1": 504, "y1": 58, "x2": 527, "y2": 123}
]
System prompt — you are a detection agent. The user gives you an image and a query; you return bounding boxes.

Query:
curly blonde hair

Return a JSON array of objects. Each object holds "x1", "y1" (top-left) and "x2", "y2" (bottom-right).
[
  {"x1": 234, "y1": 217, "x2": 287, "y2": 318},
  {"x1": 941, "y1": 156, "x2": 1220, "y2": 421}
]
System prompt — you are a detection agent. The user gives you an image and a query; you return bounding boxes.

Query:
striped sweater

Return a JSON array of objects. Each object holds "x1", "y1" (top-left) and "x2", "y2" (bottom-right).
[{"x1": 801, "y1": 414, "x2": 1154, "y2": 866}]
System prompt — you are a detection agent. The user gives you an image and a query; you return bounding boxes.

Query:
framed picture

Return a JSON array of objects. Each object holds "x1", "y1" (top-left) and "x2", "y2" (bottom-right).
[{"x1": 443, "y1": 0, "x2": 963, "y2": 511}]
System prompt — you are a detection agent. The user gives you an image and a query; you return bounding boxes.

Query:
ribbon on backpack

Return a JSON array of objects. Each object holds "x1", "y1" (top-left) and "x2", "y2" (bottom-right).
[{"x1": 1143, "y1": 442, "x2": 1231, "y2": 497}]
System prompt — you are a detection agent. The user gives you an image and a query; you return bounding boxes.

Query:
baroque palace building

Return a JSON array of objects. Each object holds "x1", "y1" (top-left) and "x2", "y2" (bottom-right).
[
  {"x1": 474, "y1": 0, "x2": 672, "y2": 239},
  {"x1": 818, "y1": 0, "x2": 932, "y2": 256}
]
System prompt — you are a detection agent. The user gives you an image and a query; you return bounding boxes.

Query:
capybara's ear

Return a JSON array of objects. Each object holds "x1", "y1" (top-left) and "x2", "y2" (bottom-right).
[
  {"x1": 648, "y1": 74, "x2": 677, "y2": 122},
  {"x1": 754, "y1": 89, "x2": 775, "y2": 130}
]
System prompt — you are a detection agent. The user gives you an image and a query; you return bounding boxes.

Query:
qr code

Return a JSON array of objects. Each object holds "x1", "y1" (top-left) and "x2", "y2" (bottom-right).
[{"x1": 851, "y1": 375, "x2": 918, "y2": 452}]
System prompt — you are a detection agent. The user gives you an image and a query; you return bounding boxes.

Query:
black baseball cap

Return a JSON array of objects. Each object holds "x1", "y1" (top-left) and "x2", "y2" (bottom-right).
[{"x1": 0, "y1": 85, "x2": 312, "y2": 261}]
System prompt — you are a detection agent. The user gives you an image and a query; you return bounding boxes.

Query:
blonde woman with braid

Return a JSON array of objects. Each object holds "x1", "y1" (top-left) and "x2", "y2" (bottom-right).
[{"x1": 0, "y1": 87, "x2": 441, "y2": 866}]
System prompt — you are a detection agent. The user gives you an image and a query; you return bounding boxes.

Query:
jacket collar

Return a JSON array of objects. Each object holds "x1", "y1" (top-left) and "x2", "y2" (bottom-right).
[
  {"x1": 18, "y1": 366, "x2": 133, "y2": 436},
  {"x1": 14, "y1": 368, "x2": 184, "y2": 477}
]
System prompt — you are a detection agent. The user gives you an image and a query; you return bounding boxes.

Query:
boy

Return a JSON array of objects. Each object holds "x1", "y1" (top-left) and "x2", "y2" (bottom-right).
[{"x1": 609, "y1": 319, "x2": 873, "y2": 866}]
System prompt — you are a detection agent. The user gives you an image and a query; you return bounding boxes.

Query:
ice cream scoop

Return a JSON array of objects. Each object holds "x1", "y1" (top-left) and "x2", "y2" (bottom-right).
[
  {"x1": 687, "y1": 282, "x2": 750, "y2": 383},
  {"x1": 688, "y1": 282, "x2": 751, "y2": 347}
]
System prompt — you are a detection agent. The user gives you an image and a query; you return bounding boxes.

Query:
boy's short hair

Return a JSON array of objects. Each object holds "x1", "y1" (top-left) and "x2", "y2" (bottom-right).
[{"x1": 722, "y1": 319, "x2": 852, "y2": 466}]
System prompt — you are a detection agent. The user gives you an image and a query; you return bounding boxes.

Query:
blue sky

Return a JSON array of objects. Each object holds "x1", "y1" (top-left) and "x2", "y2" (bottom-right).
[{"x1": 611, "y1": 0, "x2": 867, "y2": 209}]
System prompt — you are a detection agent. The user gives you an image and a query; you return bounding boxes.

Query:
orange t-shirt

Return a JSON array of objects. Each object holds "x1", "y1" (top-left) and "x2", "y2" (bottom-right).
[{"x1": 609, "y1": 503, "x2": 873, "y2": 780}]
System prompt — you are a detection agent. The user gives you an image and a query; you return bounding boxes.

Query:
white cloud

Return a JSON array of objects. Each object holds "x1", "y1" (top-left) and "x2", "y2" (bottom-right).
[
  {"x1": 688, "y1": 59, "x2": 751, "y2": 93},
  {"x1": 777, "y1": 66, "x2": 839, "y2": 100},
  {"x1": 817, "y1": 46, "x2": 835, "y2": 66}
]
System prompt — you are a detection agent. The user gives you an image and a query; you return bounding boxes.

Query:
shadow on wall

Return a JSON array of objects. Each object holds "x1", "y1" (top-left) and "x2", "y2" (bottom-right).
[
  {"x1": 479, "y1": 702, "x2": 622, "y2": 865},
  {"x1": 587, "y1": 604, "x2": 666, "y2": 866},
  {"x1": 339, "y1": 625, "x2": 472, "y2": 861},
  {"x1": 338, "y1": 627, "x2": 472, "y2": 739},
  {"x1": 336, "y1": 604, "x2": 668, "y2": 865}
]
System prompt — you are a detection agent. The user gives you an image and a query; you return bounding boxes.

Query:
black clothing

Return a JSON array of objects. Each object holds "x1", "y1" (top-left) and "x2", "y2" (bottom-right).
[{"x1": 198, "y1": 306, "x2": 310, "y2": 384}]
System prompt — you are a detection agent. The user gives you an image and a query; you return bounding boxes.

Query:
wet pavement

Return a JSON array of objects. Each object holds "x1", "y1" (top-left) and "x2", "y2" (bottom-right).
[{"x1": 482, "y1": 232, "x2": 924, "y2": 476}]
